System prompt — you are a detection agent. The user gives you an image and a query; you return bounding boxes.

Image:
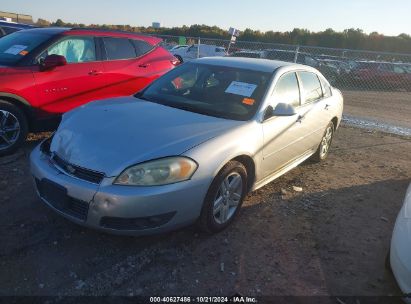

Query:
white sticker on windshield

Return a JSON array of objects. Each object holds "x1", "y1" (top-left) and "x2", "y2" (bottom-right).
[
  {"x1": 225, "y1": 81, "x2": 257, "y2": 97},
  {"x1": 4, "y1": 45, "x2": 28, "y2": 55}
]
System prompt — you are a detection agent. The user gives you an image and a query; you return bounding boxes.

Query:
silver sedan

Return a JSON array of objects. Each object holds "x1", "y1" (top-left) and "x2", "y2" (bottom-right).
[{"x1": 30, "y1": 57, "x2": 343, "y2": 235}]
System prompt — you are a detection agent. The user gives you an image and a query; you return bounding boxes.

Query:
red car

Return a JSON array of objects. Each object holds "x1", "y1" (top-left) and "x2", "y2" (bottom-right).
[
  {"x1": 0, "y1": 27, "x2": 179, "y2": 155},
  {"x1": 351, "y1": 61, "x2": 410, "y2": 90}
]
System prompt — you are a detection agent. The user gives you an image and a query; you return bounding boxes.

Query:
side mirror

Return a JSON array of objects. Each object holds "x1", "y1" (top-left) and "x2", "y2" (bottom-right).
[
  {"x1": 41, "y1": 54, "x2": 67, "y2": 71},
  {"x1": 272, "y1": 103, "x2": 297, "y2": 116}
]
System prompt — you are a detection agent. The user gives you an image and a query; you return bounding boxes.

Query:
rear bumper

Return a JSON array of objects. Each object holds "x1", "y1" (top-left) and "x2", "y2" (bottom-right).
[{"x1": 30, "y1": 144, "x2": 209, "y2": 236}]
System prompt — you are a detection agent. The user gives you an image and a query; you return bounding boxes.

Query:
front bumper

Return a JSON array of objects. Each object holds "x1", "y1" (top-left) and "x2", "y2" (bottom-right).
[
  {"x1": 30, "y1": 145, "x2": 209, "y2": 236},
  {"x1": 390, "y1": 204, "x2": 411, "y2": 301}
]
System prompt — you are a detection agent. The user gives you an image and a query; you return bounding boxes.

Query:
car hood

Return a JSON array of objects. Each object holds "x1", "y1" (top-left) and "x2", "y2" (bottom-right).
[{"x1": 51, "y1": 97, "x2": 242, "y2": 177}]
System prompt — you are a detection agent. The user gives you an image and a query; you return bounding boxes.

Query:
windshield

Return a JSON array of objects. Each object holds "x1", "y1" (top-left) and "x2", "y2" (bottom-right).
[
  {"x1": 137, "y1": 62, "x2": 272, "y2": 121},
  {"x1": 0, "y1": 31, "x2": 52, "y2": 65}
]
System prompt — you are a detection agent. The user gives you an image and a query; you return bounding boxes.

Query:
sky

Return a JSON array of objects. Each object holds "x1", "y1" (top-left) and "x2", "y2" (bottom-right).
[{"x1": 2, "y1": 0, "x2": 410, "y2": 36}]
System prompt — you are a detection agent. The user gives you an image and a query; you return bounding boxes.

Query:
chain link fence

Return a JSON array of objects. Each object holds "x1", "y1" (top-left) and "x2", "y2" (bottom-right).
[
  {"x1": 157, "y1": 34, "x2": 411, "y2": 130},
  {"x1": 158, "y1": 34, "x2": 411, "y2": 92}
]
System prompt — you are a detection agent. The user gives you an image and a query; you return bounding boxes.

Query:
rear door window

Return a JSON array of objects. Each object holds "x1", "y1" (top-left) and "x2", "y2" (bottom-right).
[
  {"x1": 320, "y1": 77, "x2": 332, "y2": 97},
  {"x1": 298, "y1": 71, "x2": 323, "y2": 104},
  {"x1": 103, "y1": 37, "x2": 136, "y2": 60},
  {"x1": 131, "y1": 39, "x2": 154, "y2": 57}
]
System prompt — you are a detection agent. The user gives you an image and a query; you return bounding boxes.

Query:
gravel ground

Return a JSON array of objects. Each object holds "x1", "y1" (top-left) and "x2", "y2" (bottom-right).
[
  {"x1": 342, "y1": 90, "x2": 411, "y2": 129},
  {"x1": 0, "y1": 126, "x2": 410, "y2": 300}
]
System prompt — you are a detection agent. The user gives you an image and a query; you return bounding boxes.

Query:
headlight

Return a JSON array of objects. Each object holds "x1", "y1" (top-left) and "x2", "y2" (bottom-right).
[{"x1": 114, "y1": 157, "x2": 198, "y2": 186}]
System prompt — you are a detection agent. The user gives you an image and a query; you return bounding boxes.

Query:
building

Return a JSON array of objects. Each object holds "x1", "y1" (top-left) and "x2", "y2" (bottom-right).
[
  {"x1": 0, "y1": 11, "x2": 34, "y2": 24},
  {"x1": 152, "y1": 22, "x2": 162, "y2": 29}
]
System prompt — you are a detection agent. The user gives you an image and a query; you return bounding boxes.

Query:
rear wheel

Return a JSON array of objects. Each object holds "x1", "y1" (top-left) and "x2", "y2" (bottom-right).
[
  {"x1": 0, "y1": 100, "x2": 28, "y2": 156},
  {"x1": 198, "y1": 161, "x2": 247, "y2": 233},
  {"x1": 311, "y1": 121, "x2": 335, "y2": 163}
]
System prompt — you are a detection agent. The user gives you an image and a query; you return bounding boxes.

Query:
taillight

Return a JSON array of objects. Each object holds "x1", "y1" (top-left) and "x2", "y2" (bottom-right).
[{"x1": 171, "y1": 57, "x2": 181, "y2": 66}]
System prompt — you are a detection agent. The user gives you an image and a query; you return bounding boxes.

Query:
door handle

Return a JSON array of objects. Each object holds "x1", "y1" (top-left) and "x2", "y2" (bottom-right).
[
  {"x1": 88, "y1": 70, "x2": 102, "y2": 76},
  {"x1": 325, "y1": 104, "x2": 330, "y2": 110},
  {"x1": 296, "y1": 115, "x2": 305, "y2": 123},
  {"x1": 138, "y1": 63, "x2": 150, "y2": 68}
]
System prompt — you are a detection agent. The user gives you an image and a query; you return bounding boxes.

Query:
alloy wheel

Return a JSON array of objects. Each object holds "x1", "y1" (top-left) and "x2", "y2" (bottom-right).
[
  {"x1": 0, "y1": 110, "x2": 21, "y2": 151},
  {"x1": 320, "y1": 125, "x2": 333, "y2": 158},
  {"x1": 213, "y1": 172, "x2": 243, "y2": 224}
]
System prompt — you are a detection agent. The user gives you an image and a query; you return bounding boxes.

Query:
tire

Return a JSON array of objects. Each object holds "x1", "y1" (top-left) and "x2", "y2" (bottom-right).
[
  {"x1": 198, "y1": 161, "x2": 248, "y2": 233},
  {"x1": 311, "y1": 121, "x2": 335, "y2": 163},
  {"x1": 0, "y1": 100, "x2": 28, "y2": 156}
]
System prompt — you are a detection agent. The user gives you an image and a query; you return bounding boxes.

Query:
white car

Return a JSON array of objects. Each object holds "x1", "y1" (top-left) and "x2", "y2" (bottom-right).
[
  {"x1": 170, "y1": 45, "x2": 188, "y2": 51},
  {"x1": 390, "y1": 183, "x2": 411, "y2": 302},
  {"x1": 172, "y1": 44, "x2": 226, "y2": 62}
]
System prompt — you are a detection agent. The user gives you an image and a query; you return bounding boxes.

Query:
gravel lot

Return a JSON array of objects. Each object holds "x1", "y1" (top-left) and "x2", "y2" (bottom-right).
[
  {"x1": 342, "y1": 90, "x2": 411, "y2": 129},
  {"x1": 1, "y1": 125, "x2": 410, "y2": 300}
]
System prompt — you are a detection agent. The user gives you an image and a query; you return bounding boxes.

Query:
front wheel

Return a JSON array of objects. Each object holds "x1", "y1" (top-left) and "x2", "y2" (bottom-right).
[
  {"x1": 311, "y1": 121, "x2": 335, "y2": 163},
  {"x1": 0, "y1": 100, "x2": 28, "y2": 156},
  {"x1": 198, "y1": 161, "x2": 247, "y2": 233}
]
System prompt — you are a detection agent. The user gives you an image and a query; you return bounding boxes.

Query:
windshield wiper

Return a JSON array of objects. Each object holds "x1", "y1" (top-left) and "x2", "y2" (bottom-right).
[{"x1": 135, "y1": 95, "x2": 154, "y2": 102}]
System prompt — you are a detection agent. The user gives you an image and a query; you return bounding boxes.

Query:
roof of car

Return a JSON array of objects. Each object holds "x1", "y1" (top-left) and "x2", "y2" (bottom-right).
[
  {"x1": 17, "y1": 27, "x2": 161, "y2": 45},
  {"x1": 18, "y1": 27, "x2": 70, "y2": 35},
  {"x1": 195, "y1": 57, "x2": 299, "y2": 73}
]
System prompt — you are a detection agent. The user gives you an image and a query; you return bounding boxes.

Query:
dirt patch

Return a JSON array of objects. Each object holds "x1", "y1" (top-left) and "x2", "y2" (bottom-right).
[
  {"x1": 0, "y1": 126, "x2": 410, "y2": 299},
  {"x1": 342, "y1": 90, "x2": 411, "y2": 129}
]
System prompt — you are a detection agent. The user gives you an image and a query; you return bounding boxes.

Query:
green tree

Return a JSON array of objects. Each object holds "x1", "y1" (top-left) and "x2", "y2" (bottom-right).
[{"x1": 38, "y1": 18, "x2": 411, "y2": 53}]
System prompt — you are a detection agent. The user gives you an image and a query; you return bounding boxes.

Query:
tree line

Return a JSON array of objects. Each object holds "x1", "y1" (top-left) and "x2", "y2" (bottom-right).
[{"x1": 36, "y1": 18, "x2": 411, "y2": 54}]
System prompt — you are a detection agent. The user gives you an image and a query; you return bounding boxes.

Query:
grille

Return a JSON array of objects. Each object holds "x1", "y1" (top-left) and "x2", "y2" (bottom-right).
[
  {"x1": 35, "y1": 178, "x2": 89, "y2": 221},
  {"x1": 64, "y1": 198, "x2": 89, "y2": 221},
  {"x1": 100, "y1": 212, "x2": 176, "y2": 231},
  {"x1": 52, "y1": 154, "x2": 104, "y2": 184}
]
